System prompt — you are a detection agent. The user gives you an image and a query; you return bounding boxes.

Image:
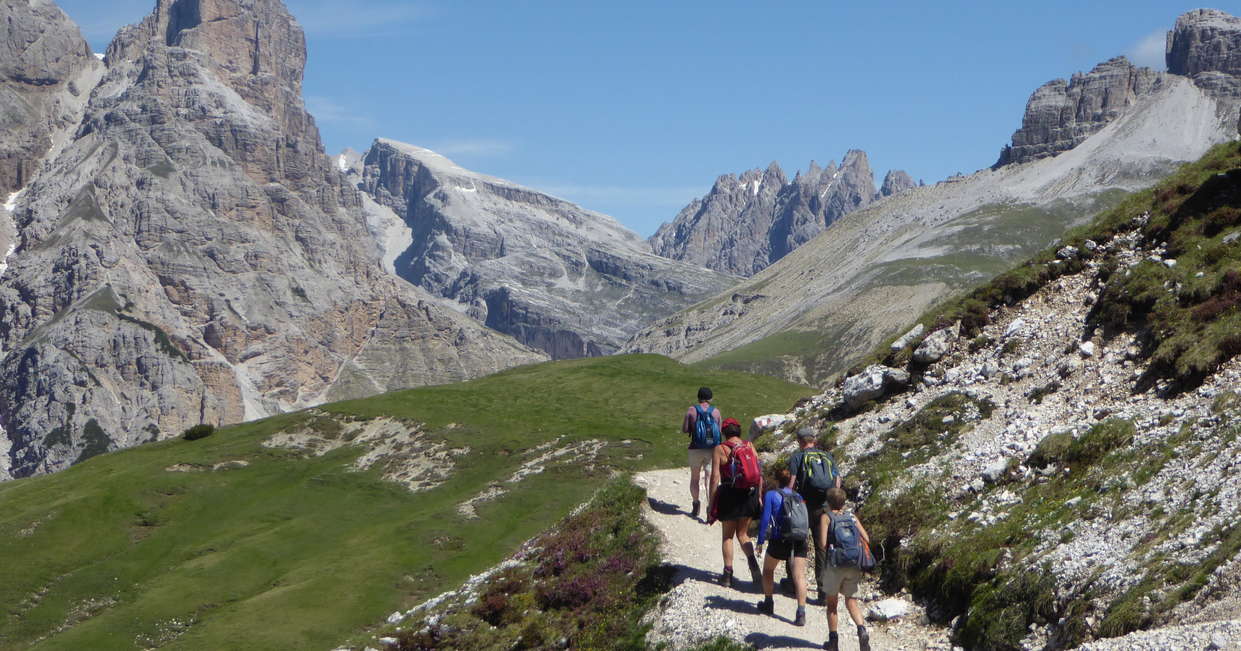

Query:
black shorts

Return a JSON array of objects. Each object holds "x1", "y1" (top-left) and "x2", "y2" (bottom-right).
[
  {"x1": 717, "y1": 486, "x2": 760, "y2": 521},
  {"x1": 767, "y1": 537, "x2": 809, "y2": 560}
]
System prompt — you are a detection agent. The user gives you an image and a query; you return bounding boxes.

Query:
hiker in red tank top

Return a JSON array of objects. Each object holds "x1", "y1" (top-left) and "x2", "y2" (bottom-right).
[{"x1": 708, "y1": 418, "x2": 762, "y2": 589}]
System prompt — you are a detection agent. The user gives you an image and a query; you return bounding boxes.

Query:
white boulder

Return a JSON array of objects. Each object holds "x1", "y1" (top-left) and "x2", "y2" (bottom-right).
[{"x1": 867, "y1": 598, "x2": 911, "y2": 622}]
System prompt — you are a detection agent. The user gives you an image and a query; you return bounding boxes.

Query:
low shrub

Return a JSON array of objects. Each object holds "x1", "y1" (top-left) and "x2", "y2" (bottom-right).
[{"x1": 181, "y1": 424, "x2": 216, "y2": 441}]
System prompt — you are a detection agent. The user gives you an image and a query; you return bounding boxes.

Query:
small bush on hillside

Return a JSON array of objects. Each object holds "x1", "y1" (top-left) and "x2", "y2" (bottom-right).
[
  {"x1": 1027, "y1": 431, "x2": 1074, "y2": 469},
  {"x1": 181, "y1": 424, "x2": 215, "y2": 441},
  {"x1": 1064, "y1": 419, "x2": 1135, "y2": 468},
  {"x1": 395, "y1": 478, "x2": 665, "y2": 651}
]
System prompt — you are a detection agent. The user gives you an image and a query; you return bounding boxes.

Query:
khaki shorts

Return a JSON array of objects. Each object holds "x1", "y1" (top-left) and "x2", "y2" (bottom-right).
[
  {"x1": 820, "y1": 564, "x2": 862, "y2": 598},
  {"x1": 687, "y1": 448, "x2": 713, "y2": 474}
]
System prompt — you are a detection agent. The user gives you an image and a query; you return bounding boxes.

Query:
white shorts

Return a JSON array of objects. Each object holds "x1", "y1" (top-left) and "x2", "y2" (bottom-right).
[{"x1": 688, "y1": 448, "x2": 713, "y2": 474}]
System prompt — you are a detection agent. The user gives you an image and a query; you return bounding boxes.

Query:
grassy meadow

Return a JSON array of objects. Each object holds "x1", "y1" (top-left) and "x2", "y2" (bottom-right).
[{"x1": 0, "y1": 354, "x2": 808, "y2": 650}]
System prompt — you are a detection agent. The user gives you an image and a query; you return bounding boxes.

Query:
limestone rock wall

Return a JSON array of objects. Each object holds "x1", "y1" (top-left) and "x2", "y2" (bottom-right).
[{"x1": 0, "y1": 0, "x2": 544, "y2": 479}]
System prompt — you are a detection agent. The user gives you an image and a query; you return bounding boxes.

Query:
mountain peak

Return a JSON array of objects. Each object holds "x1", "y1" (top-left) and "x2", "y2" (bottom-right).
[{"x1": 1167, "y1": 8, "x2": 1241, "y2": 76}]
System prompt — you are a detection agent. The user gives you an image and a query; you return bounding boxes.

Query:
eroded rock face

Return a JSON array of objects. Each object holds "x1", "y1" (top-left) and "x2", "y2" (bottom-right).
[
  {"x1": 0, "y1": 0, "x2": 543, "y2": 479},
  {"x1": 355, "y1": 139, "x2": 737, "y2": 359},
  {"x1": 0, "y1": 0, "x2": 101, "y2": 196},
  {"x1": 650, "y1": 152, "x2": 886, "y2": 277},
  {"x1": 1166, "y1": 8, "x2": 1241, "y2": 130},
  {"x1": 879, "y1": 170, "x2": 917, "y2": 198},
  {"x1": 1167, "y1": 9, "x2": 1241, "y2": 77},
  {"x1": 996, "y1": 57, "x2": 1164, "y2": 167}
]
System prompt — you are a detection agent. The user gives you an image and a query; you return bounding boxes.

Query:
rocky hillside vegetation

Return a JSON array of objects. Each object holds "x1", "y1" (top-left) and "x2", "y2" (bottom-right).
[
  {"x1": 0, "y1": 354, "x2": 807, "y2": 649},
  {"x1": 743, "y1": 140, "x2": 1241, "y2": 649},
  {"x1": 623, "y1": 9, "x2": 1241, "y2": 389},
  {"x1": 0, "y1": 0, "x2": 545, "y2": 480}
]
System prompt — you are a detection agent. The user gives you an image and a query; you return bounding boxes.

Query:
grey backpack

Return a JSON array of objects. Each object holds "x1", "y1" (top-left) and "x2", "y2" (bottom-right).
[{"x1": 778, "y1": 489, "x2": 810, "y2": 540}]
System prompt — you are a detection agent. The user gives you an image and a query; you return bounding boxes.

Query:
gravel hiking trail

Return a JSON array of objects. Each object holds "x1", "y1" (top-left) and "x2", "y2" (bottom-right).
[{"x1": 638, "y1": 468, "x2": 950, "y2": 650}]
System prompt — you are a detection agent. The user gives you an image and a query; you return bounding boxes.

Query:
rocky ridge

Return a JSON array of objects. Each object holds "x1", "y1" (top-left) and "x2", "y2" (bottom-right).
[
  {"x1": 995, "y1": 57, "x2": 1163, "y2": 167},
  {"x1": 623, "y1": 9, "x2": 1241, "y2": 388},
  {"x1": 649, "y1": 151, "x2": 913, "y2": 277},
  {"x1": 0, "y1": 0, "x2": 543, "y2": 479},
  {"x1": 0, "y1": 0, "x2": 101, "y2": 197},
  {"x1": 350, "y1": 139, "x2": 737, "y2": 359}
]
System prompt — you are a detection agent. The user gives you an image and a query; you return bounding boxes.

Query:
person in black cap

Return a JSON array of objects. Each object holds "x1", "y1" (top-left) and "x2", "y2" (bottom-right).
[
  {"x1": 788, "y1": 427, "x2": 841, "y2": 602},
  {"x1": 682, "y1": 386, "x2": 721, "y2": 519}
]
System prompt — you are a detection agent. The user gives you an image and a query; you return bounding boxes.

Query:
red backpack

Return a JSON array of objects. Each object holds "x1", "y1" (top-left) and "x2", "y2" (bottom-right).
[{"x1": 722, "y1": 439, "x2": 761, "y2": 489}]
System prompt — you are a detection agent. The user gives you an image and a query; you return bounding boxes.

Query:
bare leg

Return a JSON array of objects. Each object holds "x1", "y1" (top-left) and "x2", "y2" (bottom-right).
[
  {"x1": 734, "y1": 516, "x2": 752, "y2": 546},
  {"x1": 721, "y1": 520, "x2": 737, "y2": 569},
  {"x1": 826, "y1": 594, "x2": 839, "y2": 632},
  {"x1": 791, "y1": 556, "x2": 807, "y2": 607},
  {"x1": 845, "y1": 597, "x2": 866, "y2": 626},
  {"x1": 762, "y1": 553, "x2": 780, "y2": 596}
]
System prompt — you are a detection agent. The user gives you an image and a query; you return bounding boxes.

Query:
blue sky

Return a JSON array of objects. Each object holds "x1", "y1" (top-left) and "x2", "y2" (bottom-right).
[{"x1": 58, "y1": 1, "x2": 1236, "y2": 236}]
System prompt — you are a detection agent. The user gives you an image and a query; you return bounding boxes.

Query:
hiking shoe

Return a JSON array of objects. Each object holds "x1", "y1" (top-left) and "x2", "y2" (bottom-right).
[
  {"x1": 793, "y1": 607, "x2": 806, "y2": 627},
  {"x1": 691, "y1": 500, "x2": 700, "y2": 519},
  {"x1": 857, "y1": 626, "x2": 870, "y2": 651},
  {"x1": 721, "y1": 567, "x2": 733, "y2": 588},
  {"x1": 823, "y1": 634, "x2": 839, "y2": 651},
  {"x1": 757, "y1": 598, "x2": 774, "y2": 616}
]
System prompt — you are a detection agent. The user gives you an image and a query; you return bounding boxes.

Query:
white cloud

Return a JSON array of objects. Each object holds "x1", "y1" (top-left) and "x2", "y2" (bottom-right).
[
  {"x1": 429, "y1": 139, "x2": 515, "y2": 158},
  {"x1": 287, "y1": 0, "x2": 430, "y2": 38},
  {"x1": 1127, "y1": 29, "x2": 1168, "y2": 70},
  {"x1": 305, "y1": 95, "x2": 376, "y2": 128}
]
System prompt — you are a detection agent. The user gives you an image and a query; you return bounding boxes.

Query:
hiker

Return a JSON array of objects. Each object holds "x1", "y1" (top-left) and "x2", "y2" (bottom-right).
[
  {"x1": 708, "y1": 417, "x2": 762, "y2": 588},
  {"x1": 787, "y1": 427, "x2": 841, "y2": 601},
  {"x1": 682, "y1": 386, "x2": 721, "y2": 519},
  {"x1": 755, "y1": 467, "x2": 809, "y2": 626},
  {"x1": 817, "y1": 487, "x2": 872, "y2": 651}
]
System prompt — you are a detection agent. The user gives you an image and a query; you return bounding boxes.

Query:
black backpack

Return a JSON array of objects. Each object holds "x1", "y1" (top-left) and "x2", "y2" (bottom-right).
[{"x1": 798, "y1": 449, "x2": 837, "y2": 496}]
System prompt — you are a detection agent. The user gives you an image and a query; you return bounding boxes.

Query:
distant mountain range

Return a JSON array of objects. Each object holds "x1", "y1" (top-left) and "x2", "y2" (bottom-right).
[
  {"x1": 649, "y1": 152, "x2": 918, "y2": 277},
  {"x1": 624, "y1": 9, "x2": 1241, "y2": 387}
]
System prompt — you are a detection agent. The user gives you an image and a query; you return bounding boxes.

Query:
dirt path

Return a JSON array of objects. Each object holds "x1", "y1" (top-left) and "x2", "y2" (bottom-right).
[{"x1": 637, "y1": 468, "x2": 951, "y2": 650}]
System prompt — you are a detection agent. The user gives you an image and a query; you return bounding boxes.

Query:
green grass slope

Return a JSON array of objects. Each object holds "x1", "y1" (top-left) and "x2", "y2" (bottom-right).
[{"x1": 0, "y1": 354, "x2": 808, "y2": 650}]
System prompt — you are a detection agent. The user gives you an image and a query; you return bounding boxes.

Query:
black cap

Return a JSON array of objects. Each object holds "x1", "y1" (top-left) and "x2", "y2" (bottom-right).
[
  {"x1": 797, "y1": 427, "x2": 817, "y2": 441},
  {"x1": 697, "y1": 387, "x2": 713, "y2": 401}
]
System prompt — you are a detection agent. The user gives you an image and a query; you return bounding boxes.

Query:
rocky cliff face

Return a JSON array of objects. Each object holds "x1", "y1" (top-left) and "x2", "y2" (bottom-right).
[
  {"x1": 649, "y1": 151, "x2": 902, "y2": 277},
  {"x1": 995, "y1": 57, "x2": 1163, "y2": 167},
  {"x1": 1167, "y1": 8, "x2": 1241, "y2": 132},
  {"x1": 1167, "y1": 8, "x2": 1241, "y2": 77},
  {"x1": 353, "y1": 139, "x2": 737, "y2": 359},
  {"x1": 0, "y1": 0, "x2": 543, "y2": 479},
  {"x1": 625, "y1": 11, "x2": 1241, "y2": 387},
  {"x1": 879, "y1": 169, "x2": 917, "y2": 197},
  {"x1": 998, "y1": 10, "x2": 1241, "y2": 168},
  {"x1": 0, "y1": 0, "x2": 101, "y2": 197}
]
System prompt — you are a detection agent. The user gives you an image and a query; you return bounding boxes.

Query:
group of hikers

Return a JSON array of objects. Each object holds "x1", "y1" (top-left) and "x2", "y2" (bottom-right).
[{"x1": 682, "y1": 387, "x2": 873, "y2": 651}]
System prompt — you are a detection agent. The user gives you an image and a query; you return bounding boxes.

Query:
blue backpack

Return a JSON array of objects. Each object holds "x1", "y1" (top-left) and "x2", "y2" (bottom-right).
[
  {"x1": 828, "y1": 512, "x2": 867, "y2": 568},
  {"x1": 691, "y1": 404, "x2": 721, "y2": 449}
]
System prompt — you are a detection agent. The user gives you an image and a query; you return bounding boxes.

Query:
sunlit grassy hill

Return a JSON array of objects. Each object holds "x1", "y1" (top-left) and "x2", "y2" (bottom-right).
[{"x1": 0, "y1": 354, "x2": 808, "y2": 650}]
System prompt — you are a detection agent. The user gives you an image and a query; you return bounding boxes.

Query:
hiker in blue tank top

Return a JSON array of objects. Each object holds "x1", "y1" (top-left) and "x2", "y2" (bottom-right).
[
  {"x1": 786, "y1": 427, "x2": 841, "y2": 602},
  {"x1": 682, "y1": 386, "x2": 722, "y2": 520},
  {"x1": 754, "y1": 468, "x2": 809, "y2": 627}
]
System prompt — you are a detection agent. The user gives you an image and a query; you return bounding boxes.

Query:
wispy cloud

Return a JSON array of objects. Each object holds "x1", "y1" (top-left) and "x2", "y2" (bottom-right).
[
  {"x1": 428, "y1": 139, "x2": 515, "y2": 158},
  {"x1": 288, "y1": 0, "x2": 430, "y2": 38},
  {"x1": 1127, "y1": 29, "x2": 1168, "y2": 70},
  {"x1": 305, "y1": 95, "x2": 376, "y2": 128}
]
